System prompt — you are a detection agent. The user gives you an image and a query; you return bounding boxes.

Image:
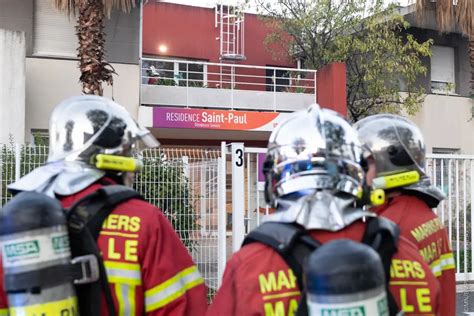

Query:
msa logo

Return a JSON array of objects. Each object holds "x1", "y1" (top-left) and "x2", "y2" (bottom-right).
[
  {"x1": 321, "y1": 306, "x2": 366, "y2": 316},
  {"x1": 52, "y1": 235, "x2": 69, "y2": 253},
  {"x1": 4, "y1": 240, "x2": 40, "y2": 258}
]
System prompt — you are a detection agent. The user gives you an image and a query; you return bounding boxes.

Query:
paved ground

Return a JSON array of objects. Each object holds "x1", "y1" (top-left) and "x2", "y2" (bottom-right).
[{"x1": 457, "y1": 290, "x2": 474, "y2": 315}]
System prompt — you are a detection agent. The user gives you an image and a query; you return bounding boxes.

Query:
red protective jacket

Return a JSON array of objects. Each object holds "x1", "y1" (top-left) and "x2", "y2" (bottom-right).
[
  {"x1": 0, "y1": 179, "x2": 207, "y2": 316},
  {"x1": 207, "y1": 220, "x2": 440, "y2": 316},
  {"x1": 374, "y1": 194, "x2": 456, "y2": 316}
]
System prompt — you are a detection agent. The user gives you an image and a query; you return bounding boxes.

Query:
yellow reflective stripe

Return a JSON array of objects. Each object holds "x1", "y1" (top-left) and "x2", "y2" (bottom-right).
[
  {"x1": 440, "y1": 252, "x2": 454, "y2": 260},
  {"x1": 429, "y1": 259, "x2": 442, "y2": 277},
  {"x1": 145, "y1": 266, "x2": 204, "y2": 312},
  {"x1": 105, "y1": 261, "x2": 142, "y2": 286},
  {"x1": 0, "y1": 308, "x2": 8, "y2": 316},
  {"x1": 429, "y1": 253, "x2": 455, "y2": 276},
  {"x1": 100, "y1": 231, "x2": 139, "y2": 239},
  {"x1": 127, "y1": 284, "x2": 136, "y2": 316},
  {"x1": 104, "y1": 261, "x2": 140, "y2": 271},
  {"x1": 115, "y1": 283, "x2": 126, "y2": 316},
  {"x1": 108, "y1": 275, "x2": 141, "y2": 286},
  {"x1": 440, "y1": 252, "x2": 455, "y2": 271},
  {"x1": 9, "y1": 296, "x2": 77, "y2": 315},
  {"x1": 115, "y1": 283, "x2": 136, "y2": 316},
  {"x1": 146, "y1": 278, "x2": 204, "y2": 312}
]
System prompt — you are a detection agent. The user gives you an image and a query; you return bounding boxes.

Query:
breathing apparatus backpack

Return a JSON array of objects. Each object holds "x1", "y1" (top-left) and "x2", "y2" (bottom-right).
[
  {"x1": 0, "y1": 185, "x2": 141, "y2": 316},
  {"x1": 242, "y1": 216, "x2": 401, "y2": 316}
]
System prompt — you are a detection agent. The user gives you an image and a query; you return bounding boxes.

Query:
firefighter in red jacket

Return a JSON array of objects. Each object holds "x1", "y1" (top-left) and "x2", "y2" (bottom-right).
[
  {"x1": 355, "y1": 114, "x2": 456, "y2": 316},
  {"x1": 0, "y1": 96, "x2": 207, "y2": 315},
  {"x1": 208, "y1": 105, "x2": 441, "y2": 316}
]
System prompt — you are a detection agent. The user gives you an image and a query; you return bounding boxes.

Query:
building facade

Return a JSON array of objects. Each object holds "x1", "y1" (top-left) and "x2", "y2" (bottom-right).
[
  {"x1": 401, "y1": 5, "x2": 473, "y2": 154},
  {"x1": 0, "y1": 0, "x2": 472, "y2": 153},
  {"x1": 0, "y1": 0, "x2": 140, "y2": 144},
  {"x1": 138, "y1": 1, "x2": 347, "y2": 146}
]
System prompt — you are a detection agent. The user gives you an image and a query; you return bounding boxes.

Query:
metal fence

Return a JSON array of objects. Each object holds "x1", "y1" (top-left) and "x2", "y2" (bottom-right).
[
  {"x1": 223, "y1": 144, "x2": 474, "y2": 281},
  {"x1": 0, "y1": 143, "x2": 222, "y2": 297},
  {"x1": 2, "y1": 142, "x2": 474, "y2": 303},
  {"x1": 135, "y1": 148, "x2": 221, "y2": 296},
  {"x1": 426, "y1": 155, "x2": 474, "y2": 280}
]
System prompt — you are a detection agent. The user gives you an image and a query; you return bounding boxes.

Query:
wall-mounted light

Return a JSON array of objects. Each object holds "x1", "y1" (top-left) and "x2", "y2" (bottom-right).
[{"x1": 158, "y1": 44, "x2": 168, "y2": 53}]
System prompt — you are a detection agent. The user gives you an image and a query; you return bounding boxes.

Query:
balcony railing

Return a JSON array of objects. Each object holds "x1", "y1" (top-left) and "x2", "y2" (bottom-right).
[{"x1": 140, "y1": 58, "x2": 317, "y2": 112}]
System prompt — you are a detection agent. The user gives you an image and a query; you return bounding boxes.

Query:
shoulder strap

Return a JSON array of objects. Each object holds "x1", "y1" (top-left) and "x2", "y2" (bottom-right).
[
  {"x1": 362, "y1": 217, "x2": 401, "y2": 316},
  {"x1": 243, "y1": 222, "x2": 321, "y2": 316},
  {"x1": 85, "y1": 185, "x2": 142, "y2": 239},
  {"x1": 67, "y1": 185, "x2": 142, "y2": 316},
  {"x1": 243, "y1": 222, "x2": 321, "y2": 290}
]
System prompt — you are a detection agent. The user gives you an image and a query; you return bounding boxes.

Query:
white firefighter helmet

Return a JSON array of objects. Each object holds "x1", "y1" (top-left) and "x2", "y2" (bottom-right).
[
  {"x1": 354, "y1": 114, "x2": 444, "y2": 206},
  {"x1": 263, "y1": 104, "x2": 372, "y2": 231},
  {"x1": 9, "y1": 96, "x2": 159, "y2": 196},
  {"x1": 48, "y1": 95, "x2": 159, "y2": 163},
  {"x1": 354, "y1": 114, "x2": 425, "y2": 179},
  {"x1": 264, "y1": 104, "x2": 364, "y2": 205}
]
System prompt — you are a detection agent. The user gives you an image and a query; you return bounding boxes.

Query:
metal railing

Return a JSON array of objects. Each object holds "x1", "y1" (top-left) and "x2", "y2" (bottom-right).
[
  {"x1": 141, "y1": 57, "x2": 317, "y2": 111},
  {"x1": 426, "y1": 154, "x2": 474, "y2": 282},
  {"x1": 221, "y1": 144, "x2": 474, "y2": 283}
]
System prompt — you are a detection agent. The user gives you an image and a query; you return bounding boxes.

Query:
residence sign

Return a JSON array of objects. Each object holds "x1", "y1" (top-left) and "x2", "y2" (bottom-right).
[{"x1": 153, "y1": 107, "x2": 289, "y2": 131}]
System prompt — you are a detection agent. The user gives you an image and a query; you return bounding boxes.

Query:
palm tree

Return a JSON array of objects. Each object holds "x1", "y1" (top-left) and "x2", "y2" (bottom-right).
[
  {"x1": 415, "y1": 0, "x2": 473, "y2": 94},
  {"x1": 52, "y1": 0, "x2": 136, "y2": 95}
]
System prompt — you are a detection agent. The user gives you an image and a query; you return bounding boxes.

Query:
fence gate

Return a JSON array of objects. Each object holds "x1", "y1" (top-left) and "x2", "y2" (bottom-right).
[
  {"x1": 134, "y1": 147, "x2": 224, "y2": 297},
  {"x1": 221, "y1": 143, "x2": 268, "y2": 248}
]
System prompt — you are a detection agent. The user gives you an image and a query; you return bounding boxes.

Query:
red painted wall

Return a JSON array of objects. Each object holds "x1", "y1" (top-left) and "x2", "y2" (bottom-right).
[
  {"x1": 143, "y1": 2, "x2": 347, "y2": 116},
  {"x1": 143, "y1": 2, "x2": 293, "y2": 67},
  {"x1": 317, "y1": 63, "x2": 347, "y2": 117}
]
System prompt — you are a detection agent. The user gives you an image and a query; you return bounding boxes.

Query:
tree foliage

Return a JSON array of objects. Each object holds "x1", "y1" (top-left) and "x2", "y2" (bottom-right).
[
  {"x1": 256, "y1": 0, "x2": 433, "y2": 121},
  {"x1": 134, "y1": 151, "x2": 199, "y2": 251}
]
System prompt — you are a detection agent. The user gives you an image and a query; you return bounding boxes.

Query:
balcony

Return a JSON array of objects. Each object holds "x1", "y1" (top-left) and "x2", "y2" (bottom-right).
[{"x1": 140, "y1": 58, "x2": 317, "y2": 112}]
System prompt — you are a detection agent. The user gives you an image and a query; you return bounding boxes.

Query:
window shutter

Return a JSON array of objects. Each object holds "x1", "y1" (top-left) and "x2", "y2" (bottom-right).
[
  {"x1": 33, "y1": 0, "x2": 76, "y2": 58},
  {"x1": 430, "y1": 46, "x2": 455, "y2": 83}
]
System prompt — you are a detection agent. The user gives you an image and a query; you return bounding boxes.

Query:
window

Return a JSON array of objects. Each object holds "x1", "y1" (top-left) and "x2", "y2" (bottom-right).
[
  {"x1": 430, "y1": 46, "x2": 455, "y2": 94},
  {"x1": 178, "y1": 63, "x2": 205, "y2": 87},
  {"x1": 432, "y1": 147, "x2": 460, "y2": 154},
  {"x1": 31, "y1": 129, "x2": 49, "y2": 145},
  {"x1": 266, "y1": 68, "x2": 290, "y2": 92},
  {"x1": 33, "y1": 0, "x2": 76, "y2": 58},
  {"x1": 142, "y1": 59, "x2": 206, "y2": 87}
]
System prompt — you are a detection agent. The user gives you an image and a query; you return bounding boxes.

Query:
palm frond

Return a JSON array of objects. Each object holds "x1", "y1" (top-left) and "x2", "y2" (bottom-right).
[
  {"x1": 53, "y1": 0, "x2": 77, "y2": 15},
  {"x1": 52, "y1": 0, "x2": 136, "y2": 17},
  {"x1": 455, "y1": 0, "x2": 473, "y2": 39},
  {"x1": 415, "y1": 0, "x2": 428, "y2": 26},
  {"x1": 103, "y1": 0, "x2": 136, "y2": 18},
  {"x1": 436, "y1": 0, "x2": 454, "y2": 33}
]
